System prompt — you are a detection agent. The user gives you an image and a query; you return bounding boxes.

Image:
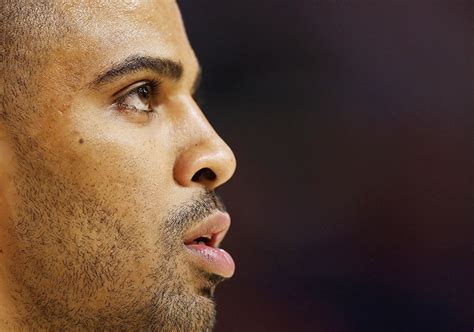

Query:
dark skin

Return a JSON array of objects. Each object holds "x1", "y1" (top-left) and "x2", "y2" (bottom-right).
[{"x1": 0, "y1": 0, "x2": 236, "y2": 330}]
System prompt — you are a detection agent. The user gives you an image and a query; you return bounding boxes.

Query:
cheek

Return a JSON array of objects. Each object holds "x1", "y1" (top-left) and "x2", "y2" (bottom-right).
[
  {"x1": 9, "y1": 146, "x2": 182, "y2": 305},
  {"x1": 42, "y1": 112, "x2": 173, "y2": 210},
  {"x1": 16, "y1": 100, "x2": 185, "y2": 253},
  {"x1": 14, "y1": 118, "x2": 178, "y2": 259}
]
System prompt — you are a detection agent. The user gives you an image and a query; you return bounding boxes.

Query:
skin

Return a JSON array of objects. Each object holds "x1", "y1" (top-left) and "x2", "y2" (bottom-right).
[{"x1": 0, "y1": 0, "x2": 236, "y2": 330}]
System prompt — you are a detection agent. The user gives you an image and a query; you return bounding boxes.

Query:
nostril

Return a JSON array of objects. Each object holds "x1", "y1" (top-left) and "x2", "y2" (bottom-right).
[{"x1": 192, "y1": 167, "x2": 217, "y2": 183}]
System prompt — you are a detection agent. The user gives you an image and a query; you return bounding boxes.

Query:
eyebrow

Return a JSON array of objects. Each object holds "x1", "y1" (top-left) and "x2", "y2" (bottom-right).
[{"x1": 91, "y1": 54, "x2": 196, "y2": 89}]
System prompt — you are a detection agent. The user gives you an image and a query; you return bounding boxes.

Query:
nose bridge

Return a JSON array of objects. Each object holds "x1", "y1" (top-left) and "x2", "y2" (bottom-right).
[
  {"x1": 172, "y1": 96, "x2": 236, "y2": 190},
  {"x1": 173, "y1": 96, "x2": 222, "y2": 150},
  {"x1": 186, "y1": 101, "x2": 220, "y2": 144}
]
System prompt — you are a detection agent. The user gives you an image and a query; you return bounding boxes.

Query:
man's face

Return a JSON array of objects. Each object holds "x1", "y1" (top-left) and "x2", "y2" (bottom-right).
[{"x1": 0, "y1": 0, "x2": 236, "y2": 330}]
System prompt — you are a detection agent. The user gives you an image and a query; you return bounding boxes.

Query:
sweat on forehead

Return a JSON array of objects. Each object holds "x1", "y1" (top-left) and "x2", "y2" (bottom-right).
[{"x1": 3, "y1": 0, "x2": 186, "y2": 115}]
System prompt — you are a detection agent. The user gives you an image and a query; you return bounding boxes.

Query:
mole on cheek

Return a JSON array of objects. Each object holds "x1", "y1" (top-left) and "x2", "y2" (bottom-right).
[
  {"x1": 79, "y1": 138, "x2": 84, "y2": 144},
  {"x1": 0, "y1": 249, "x2": 3, "y2": 254}
]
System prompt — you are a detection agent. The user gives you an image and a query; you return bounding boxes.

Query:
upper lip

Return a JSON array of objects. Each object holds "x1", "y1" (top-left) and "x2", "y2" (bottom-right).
[{"x1": 183, "y1": 212, "x2": 231, "y2": 248}]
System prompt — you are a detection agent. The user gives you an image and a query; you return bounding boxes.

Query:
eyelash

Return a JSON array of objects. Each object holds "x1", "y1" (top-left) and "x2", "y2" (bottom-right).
[{"x1": 113, "y1": 79, "x2": 161, "y2": 117}]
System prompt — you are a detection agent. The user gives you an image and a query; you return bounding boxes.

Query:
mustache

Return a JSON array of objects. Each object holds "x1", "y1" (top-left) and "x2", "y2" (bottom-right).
[
  {"x1": 162, "y1": 190, "x2": 229, "y2": 288},
  {"x1": 164, "y1": 190, "x2": 227, "y2": 238}
]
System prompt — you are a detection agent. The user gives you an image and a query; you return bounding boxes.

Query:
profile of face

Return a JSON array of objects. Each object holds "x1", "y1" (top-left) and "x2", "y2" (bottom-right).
[{"x1": 0, "y1": 0, "x2": 236, "y2": 330}]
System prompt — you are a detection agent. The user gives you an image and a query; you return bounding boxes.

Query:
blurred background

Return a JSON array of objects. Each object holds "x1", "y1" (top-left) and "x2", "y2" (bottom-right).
[{"x1": 179, "y1": 1, "x2": 473, "y2": 331}]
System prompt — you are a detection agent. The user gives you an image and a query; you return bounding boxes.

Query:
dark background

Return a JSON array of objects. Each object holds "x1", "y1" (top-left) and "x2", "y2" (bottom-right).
[{"x1": 180, "y1": 1, "x2": 473, "y2": 331}]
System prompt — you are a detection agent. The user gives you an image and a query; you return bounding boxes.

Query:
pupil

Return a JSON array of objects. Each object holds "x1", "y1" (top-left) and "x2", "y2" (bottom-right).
[{"x1": 138, "y1": 86, "x2": 149, "y2": 98}]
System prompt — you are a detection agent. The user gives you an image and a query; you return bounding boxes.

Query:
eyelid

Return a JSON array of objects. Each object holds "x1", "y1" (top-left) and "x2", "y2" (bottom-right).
[{"x1": 112, "y1": 80, "x2": 152, "y2": 99}]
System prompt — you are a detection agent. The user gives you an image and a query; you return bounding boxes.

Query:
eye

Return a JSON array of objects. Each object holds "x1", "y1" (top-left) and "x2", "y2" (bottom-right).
[{"x1": 113, "y1": 80, "x2": 161, "y2": 115}]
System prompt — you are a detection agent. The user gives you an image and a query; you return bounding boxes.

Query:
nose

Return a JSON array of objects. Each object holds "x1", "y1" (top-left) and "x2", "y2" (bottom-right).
[{"x1": 173, "y1": 98, "x2": 236, "y2": 190}]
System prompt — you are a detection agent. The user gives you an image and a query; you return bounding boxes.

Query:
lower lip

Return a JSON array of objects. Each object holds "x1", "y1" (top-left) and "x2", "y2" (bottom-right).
[{"x1": 185, "y1": 244, "x2": 235, "y2": 278}]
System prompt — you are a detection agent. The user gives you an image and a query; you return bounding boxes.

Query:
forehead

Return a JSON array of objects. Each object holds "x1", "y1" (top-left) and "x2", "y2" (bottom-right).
[
  {"x1": 64, "y1": 0, "x2": 182, "y2": 45},
  {"x1": 44, "y1": 0, "x2": 197, "y2": 88}
]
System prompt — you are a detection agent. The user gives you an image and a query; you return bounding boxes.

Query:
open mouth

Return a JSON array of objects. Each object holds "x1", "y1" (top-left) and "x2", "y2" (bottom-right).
[
  {"x1": 186, "y1": 234, "x2": 214, "y2": 247},
  {"x1": 183, "y1": 212, "x2": 235, "y2": 278}
]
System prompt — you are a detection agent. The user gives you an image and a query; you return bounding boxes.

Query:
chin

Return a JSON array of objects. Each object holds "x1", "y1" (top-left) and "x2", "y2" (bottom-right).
[{"x1": 148, "y1": 289, "x2": 217, "y2": 332}]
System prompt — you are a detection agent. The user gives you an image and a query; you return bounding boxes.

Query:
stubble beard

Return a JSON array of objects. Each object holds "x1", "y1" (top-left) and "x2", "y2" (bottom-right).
[{"x1": 5, "y1": 150, "x2": 223, "y2": 331}]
